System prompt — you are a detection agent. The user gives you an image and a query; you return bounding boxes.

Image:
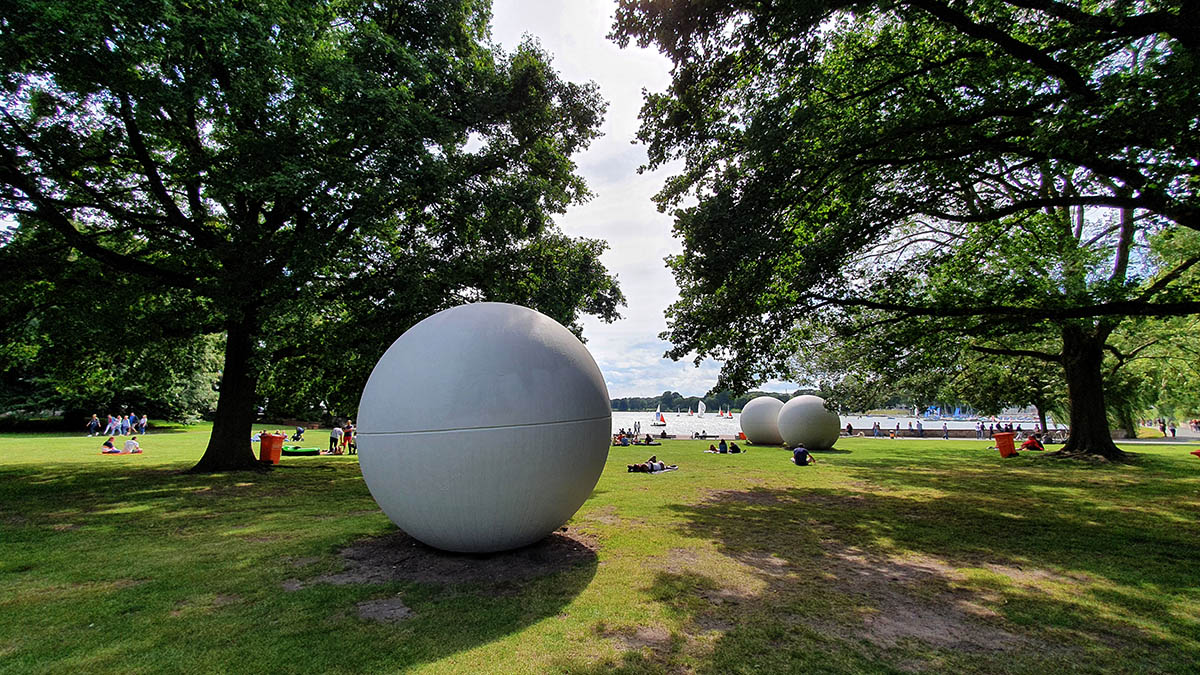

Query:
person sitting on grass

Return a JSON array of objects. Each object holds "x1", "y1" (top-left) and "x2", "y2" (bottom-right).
[
  {"x1": 1020, "y1": 433, "x2": 1045, "y2": 452},
  {"x1": 708, "y1": 444, "x2": 718, "y2": 453},
  {"x1": 792, "y1": 444, "x2": 816, "y2": 466},
  {"x1": 729, "y1": 442, "x2": 742, "y2": 454},
  {"x1": 101, "y1": 436, "x2": 118, "y2": 453},
  {"x1": 718, "y1": 439, "x2": 728, "y2": 453},
  {"x1": 123, "y1": 436, "x2": 142, "y2": 454}
]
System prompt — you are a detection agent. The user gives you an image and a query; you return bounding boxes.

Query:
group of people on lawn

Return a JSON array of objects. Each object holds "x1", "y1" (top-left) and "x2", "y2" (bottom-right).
[
  {"x1": 88, "y1": 413, "x2": 146, "y2": 454},
  {"x1": 629, "y1": 437, "x2": 816, "y2": 474},
  {"x1": 328, "y1": 420, "x2": 356, "y2": 455},
  {"x1": 87, "y1": 413, "x2": 147, "y2": 437},
  {"x1": 612, "y1": 431, "x2": 660, "y2": 446}
]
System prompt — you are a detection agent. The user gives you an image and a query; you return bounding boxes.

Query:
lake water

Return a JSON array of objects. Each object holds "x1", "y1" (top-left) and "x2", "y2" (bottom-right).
[{"x1": 610, "y1": 411, "x2": 1055, "y2": 438}]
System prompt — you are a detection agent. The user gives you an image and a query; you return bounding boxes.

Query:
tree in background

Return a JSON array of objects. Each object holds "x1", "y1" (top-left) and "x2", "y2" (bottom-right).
[
  {"x1": 257, "y1": 230, "x2": 624, "y2": 421},
  {"x1": 0, "y1": 224, "x2": 222, "y2": 423},
  {"x1": 1, "y1": 0, "x2": 621, "y2": 470},
  {"x1": 614, "y1": 0, "x2": 1199, "y2": 459}
]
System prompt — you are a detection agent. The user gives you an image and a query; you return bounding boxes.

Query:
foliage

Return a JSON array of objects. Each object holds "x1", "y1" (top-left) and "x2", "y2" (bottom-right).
[
  {"x1": 0, "y1": 224, "x2": 221, "y2": 422},
  {"x1": 0, "y1": 0, "x2": 621, "y2": 468},
  {"x1": 612, "y1": 0, "x2": 1200, "y2": 458}
]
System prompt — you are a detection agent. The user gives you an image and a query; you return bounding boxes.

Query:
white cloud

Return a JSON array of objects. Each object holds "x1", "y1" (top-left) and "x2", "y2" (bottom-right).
[{"x1": 490, "y1": 1, "x2": 799, "y2": 398}]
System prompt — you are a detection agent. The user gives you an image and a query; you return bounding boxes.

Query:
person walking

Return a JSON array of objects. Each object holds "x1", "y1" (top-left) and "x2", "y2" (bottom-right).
[
  {"x1": 942, "y1": 422, "x2": 949, "y2": 439},
  {"x1": 86, "y1": 414, "x2": 101, "y2": 437}
]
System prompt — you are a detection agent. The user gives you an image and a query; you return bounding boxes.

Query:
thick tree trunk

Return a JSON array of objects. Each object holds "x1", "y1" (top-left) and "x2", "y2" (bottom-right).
[
  {"x1": 191, "y1": 312, "x2": 264, "y2": 472},
  {"x1": 1056, "y1": 323, "x2": 1125, "y2": 460}
]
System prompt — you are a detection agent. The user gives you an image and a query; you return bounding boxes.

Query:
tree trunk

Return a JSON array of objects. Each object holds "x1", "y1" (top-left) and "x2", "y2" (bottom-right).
[
  {"x1": 191, "y1": 311, "x2": 264, "y2": 472},
  {"x1": 1056, "y1": 323, "x2": 1125, "y2": 460}
]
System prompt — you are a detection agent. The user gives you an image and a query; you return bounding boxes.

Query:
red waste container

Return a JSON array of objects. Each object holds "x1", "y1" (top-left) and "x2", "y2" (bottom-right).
[
  {"x1": 994, "y1": 432, "x2": 1016, "y2": 458},
  {"x1": 259, "y1": 433, "x2": 284, "y2": 464}
]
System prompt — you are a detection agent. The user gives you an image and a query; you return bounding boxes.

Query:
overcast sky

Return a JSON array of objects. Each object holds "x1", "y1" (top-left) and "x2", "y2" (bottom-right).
[{"x1": 489, "y1": 0, "x2": 800, "y2": 398}]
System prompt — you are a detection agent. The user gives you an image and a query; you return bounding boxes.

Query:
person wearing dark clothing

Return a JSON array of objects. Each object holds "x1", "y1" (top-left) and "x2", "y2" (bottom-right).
[{"x1": 792, "y1": 445, "x2": 815, "y2": 466}]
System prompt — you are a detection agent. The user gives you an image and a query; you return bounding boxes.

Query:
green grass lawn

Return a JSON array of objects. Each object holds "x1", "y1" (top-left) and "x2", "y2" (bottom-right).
[{"x1": 2, "y1": 430, "x2": 1199, "y2": 674}]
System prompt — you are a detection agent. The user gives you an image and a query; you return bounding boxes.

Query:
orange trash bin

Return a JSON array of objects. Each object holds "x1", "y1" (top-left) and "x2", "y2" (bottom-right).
[
  {"x1": 259, "y1": 433, "x2": 284, "y2": 464},
  {"x1": 994, "y1": 432, "x2": 1016, "y2": 458}
]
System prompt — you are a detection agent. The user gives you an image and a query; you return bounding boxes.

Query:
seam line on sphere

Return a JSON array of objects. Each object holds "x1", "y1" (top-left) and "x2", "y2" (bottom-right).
[{"x1": 358, "y1": 415, "x2": 613, "y2": 436}]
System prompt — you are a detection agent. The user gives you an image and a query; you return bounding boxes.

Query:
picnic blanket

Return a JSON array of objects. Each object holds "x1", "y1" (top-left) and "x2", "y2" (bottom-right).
[{"x1": 282, "y1": 446, "x2": 321, "y2": 456}]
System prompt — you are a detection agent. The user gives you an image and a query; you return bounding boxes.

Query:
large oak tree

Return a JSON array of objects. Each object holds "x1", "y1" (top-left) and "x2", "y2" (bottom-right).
[
  {"x1": 613, "y1": 0, "x2": 1199, "y2": 459},
  {"x1": 1, "y1": 0, "x2": 621, "y2": 470}
]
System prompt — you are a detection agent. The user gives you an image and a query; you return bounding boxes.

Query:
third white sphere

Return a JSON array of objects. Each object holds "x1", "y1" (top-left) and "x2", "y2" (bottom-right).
[{"x1": 777, "y1": 395, "x2": 840, "y2": 450}]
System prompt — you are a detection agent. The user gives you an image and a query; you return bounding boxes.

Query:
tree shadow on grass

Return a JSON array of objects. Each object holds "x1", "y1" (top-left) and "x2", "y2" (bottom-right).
[
  {"x1": 0, "y1": 461, "x2": 596, "y2": 672},
  {"x1": 565, "y1": 454, "x2": 1200, "y2": 673}
]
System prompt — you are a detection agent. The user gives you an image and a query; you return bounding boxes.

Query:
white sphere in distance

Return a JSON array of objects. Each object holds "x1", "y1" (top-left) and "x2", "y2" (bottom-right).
[
  {"x1": 356, "y1": 302, "x2": 611, "y2": 553},
  {"x1": 777, "y1": 395, "x2": 840, "y2": 451},
  {"x1": 739, "y1": 396, "x2": 785, "y2": 445}
]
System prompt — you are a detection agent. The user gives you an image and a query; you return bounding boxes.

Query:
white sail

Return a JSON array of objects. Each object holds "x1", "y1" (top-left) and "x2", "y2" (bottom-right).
[
  {"x1": 651, "y1": 404, "x2": 667, "y2": 426},
  {"x1": 697, "y1": 400, "x2": 706, "y2": 417}
]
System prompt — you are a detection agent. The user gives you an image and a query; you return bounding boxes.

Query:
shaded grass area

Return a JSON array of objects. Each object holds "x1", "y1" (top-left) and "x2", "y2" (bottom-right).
[{"x1": 2, "y1": 431, "x2": 1199, "y2": 673}]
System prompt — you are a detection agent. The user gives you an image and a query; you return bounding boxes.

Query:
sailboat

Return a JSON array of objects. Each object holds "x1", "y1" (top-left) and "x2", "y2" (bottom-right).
[
  {"x1": 697, "y1": 400, "x2": 706, "y2": 418},
  {"x1": 688, "y1": 407, "x2": 693, "y2": 416},
  {"x1": 651, "y1": 404, "x2": 667, "y2": 427}
]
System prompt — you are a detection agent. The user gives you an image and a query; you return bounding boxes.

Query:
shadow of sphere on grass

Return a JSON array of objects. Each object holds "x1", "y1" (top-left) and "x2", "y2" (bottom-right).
[{"x1": 310, "y1": 527, "x2": 600, "y2": 587}]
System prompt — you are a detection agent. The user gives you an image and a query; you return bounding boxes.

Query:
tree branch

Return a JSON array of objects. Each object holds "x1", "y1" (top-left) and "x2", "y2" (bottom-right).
[
  {"x1": 0, "y1": 148, "x2": 199, "y2": 290},
  {"x1": 906, "y1": 0, "x2": 1092, "y2": 96},
  {"x1": 808, "y1": 292, "x2": 1200, "y2": 320},
  {"x1": 968, "y1": 343, "x2": 1061, "y2": 363},
  {"x1": 1136, "y1": 255, "x2": 1200, "y2": 302}
]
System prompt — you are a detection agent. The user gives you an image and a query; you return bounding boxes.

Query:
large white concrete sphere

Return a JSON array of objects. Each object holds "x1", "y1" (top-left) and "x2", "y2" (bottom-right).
[
  {"x1": 739, "y1": 396, "x2": 785, "y2": 445},
  {"x1": 777, "y1": 395, "x2": 840, "y2": 451},
  {"x1": 356, "y1": 302, "x2": 611, "y2": 553}
]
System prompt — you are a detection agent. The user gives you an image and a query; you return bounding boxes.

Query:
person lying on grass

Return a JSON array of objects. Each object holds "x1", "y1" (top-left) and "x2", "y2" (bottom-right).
[
  {"x1": 100, "y1": 436, "x2": 116, "y2": 452},
  {"x1": 792, "y1": 444, "x2": 816, "y2": 466},
  {"x1": 627, "y1": 455, "x2": 677, "y2": 472}
]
